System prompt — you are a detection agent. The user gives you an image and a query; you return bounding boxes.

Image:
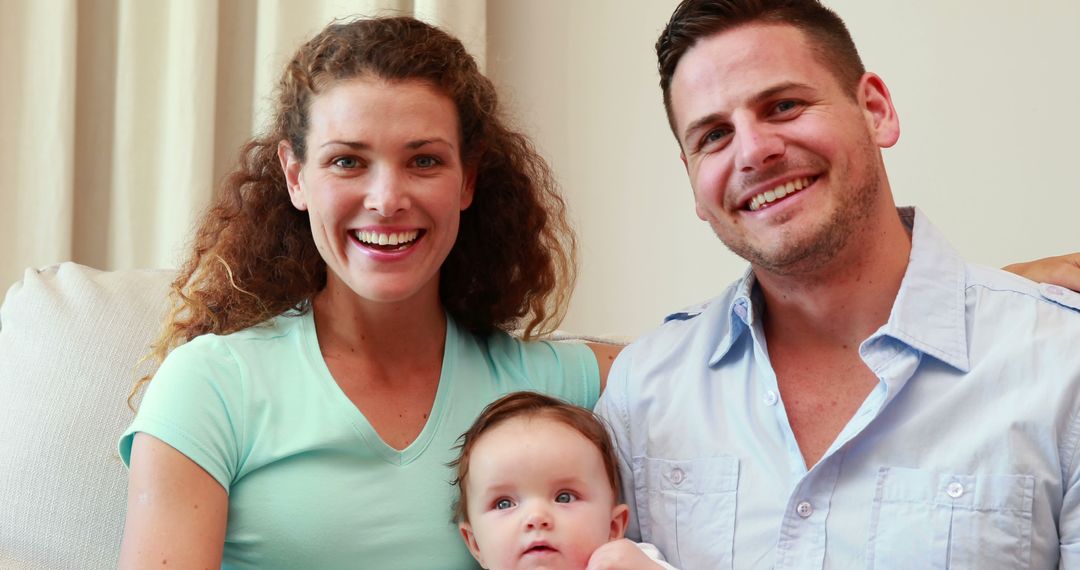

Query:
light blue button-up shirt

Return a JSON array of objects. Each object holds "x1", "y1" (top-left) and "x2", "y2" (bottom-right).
[{"x1": 596, "y1": 208, "x2": 1080, "y2": 569}]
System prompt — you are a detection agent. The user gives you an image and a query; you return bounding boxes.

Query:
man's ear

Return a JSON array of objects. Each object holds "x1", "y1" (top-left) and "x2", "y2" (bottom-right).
[
  {"x1": 277, "y1": 140, "x2": 308, "y2": 211},
  {"x1": 682, "y1": 151, "x2": 710, "y2": 222},
  {"x1": 608, "y1": 503, "x2": 630, "y2": 540},
  {"x1": 459, "y1": 522, "x2": 487, "y2": 568},
  {"x1": 857, "y1": 72, "x2": 900, "y2": 149}
]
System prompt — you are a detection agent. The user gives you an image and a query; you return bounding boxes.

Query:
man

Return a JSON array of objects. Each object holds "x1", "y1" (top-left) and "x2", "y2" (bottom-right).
[{"x1": 595, "y1": 0, "x2": 1080, "y2": 567}]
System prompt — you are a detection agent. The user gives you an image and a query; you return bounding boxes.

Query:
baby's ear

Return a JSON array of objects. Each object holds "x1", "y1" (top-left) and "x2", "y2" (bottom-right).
[
  {"x1": 459, "y1": 522, "x2": 487, "y2": 568},
  {"x1": 608, "y1": 503, "x2": 630, "y2": 540}
]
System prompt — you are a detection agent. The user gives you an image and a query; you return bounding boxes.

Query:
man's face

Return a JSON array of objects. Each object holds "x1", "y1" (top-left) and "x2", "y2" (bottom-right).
[{"x1": 669, "y1": 24, "x2": 898, "y2": 276}]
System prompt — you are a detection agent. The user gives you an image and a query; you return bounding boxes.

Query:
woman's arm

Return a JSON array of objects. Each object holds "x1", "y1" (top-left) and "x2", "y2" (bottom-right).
[
  {"x1": 119, "y1": 433, "x2": 229, "y2": 569},
  {"x1": 588, "y1": 342, "x2": 624, "y2": 392},
  {"x1": 1004, "y1": 252, "x2": 1080, "y2": 291}
]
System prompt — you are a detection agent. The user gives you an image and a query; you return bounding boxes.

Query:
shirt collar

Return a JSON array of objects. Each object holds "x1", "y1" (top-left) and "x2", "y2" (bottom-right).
[
  {"x1": 706, "y1": 267, "x2": 757, "y2": 366},
  {"x1": 704, "y1": 207, "x2": 970, "y2": 371},
  {"x1": 878, "y1": 206, "x2": 970, "y2": 371}
]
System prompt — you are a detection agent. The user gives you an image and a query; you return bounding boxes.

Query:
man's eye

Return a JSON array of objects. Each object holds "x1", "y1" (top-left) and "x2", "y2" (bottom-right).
[
  {"x1": 333, "y1": 157, "x2": 359, "y2": 169},
  {"x1": 495, "y1": 498, "x2": 513, "y2": 510},
  {"x1": 697, "y1": 127, "x2": 730, "y2": 151},
  {"x1": 774, "y1": 100, "x2": 799, "y2": 114},
  {"x1": 414, "y1": 155, "x2": 440, "y2": 168},
  {"x1": 704, "y1": 128, "x2": 729, "y2": 143},
  {"x1": 554, "y1": 492, "x2": 575, "y2": 504}
]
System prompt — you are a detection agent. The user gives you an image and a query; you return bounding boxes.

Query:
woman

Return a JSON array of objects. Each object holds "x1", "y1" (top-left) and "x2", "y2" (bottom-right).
[{"x1": 118, "y1": 16, "x2": 618, "y2": 568}]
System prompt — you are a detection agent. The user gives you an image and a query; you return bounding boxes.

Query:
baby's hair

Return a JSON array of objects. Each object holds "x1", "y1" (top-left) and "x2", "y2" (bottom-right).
[{"x1": 449, "y1": 391, "x2": 622, "y2": 523}]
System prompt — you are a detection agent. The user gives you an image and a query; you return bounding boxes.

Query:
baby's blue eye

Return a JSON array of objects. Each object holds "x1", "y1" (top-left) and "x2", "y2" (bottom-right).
[
  {"x1": 555, "y1": 492, "x2": 574, "y2": 504},
  {"x1": 495, "y1": 498, "x2": 513, "y2": 510}
]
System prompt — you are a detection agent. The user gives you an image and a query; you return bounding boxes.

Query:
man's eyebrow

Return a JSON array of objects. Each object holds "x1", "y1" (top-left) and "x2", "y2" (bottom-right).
[
  {"x1": 681, "y1": 81, "x2": 813, "y2": 145},
  {"x1": 683, "y1": 112, "x2": 727, "y2": 147}
]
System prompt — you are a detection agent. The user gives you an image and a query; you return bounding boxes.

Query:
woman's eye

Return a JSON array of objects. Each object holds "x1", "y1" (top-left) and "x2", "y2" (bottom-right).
[
  {"x1": 495, "y1": 498, "x2": 513, "y2": 510},
  {"x1": 555, "y1": 492, "x2": 575, "y2": 504},
  {"x1": 333, "y1": 157, "x2": 359, "y2": 169},
  {"x1": 414, "y1": 155, "x2": 440, "y2": 169}
]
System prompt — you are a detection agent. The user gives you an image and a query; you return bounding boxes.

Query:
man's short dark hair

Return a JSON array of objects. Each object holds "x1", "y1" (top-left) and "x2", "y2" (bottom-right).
[{"x1": 657, "y1": 0, "x2": 866, "y2": 137}]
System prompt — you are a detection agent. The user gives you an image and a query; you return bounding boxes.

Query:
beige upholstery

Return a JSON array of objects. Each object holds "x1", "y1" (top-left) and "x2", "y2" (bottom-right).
[
  {"x1": 0, "y1": 264, "x2": 172, "y2": 569},
  {"x1": 0, "y1": 263, "x2": 622, "y2": 568}
]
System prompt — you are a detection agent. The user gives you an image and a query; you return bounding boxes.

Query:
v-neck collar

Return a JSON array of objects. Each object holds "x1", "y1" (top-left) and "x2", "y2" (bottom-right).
[{"x1": 300, "y1": 309, "x2": 457, "y2": 466}]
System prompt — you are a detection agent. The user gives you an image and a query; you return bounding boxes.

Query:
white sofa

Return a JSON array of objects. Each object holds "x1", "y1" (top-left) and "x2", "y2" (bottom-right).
[
  {"x1": 0, "y1": 263, "x2": 619, "y2": 568},
  {"x1": 0, "y1": 263, "x2": 172, "y2": 569}
]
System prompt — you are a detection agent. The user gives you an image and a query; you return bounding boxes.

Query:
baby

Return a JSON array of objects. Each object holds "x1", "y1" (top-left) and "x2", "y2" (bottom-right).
[{"x1": 452, "y1": 391, "x2": 673, "y2": 570}]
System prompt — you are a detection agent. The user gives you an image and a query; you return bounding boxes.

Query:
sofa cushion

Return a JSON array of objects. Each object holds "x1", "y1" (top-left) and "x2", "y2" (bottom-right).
[{"x1": 0, "y1": 263, "x2": 172, "y2": 569}]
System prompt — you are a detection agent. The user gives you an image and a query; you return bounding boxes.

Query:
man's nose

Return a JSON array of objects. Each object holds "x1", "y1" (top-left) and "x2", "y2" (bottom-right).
[
  {"x1": 734, "y1": 120, "x2": 784, "y2": 173},
  {"x1": 363, "y1": 167, "x2": 410, "y2": 217}
]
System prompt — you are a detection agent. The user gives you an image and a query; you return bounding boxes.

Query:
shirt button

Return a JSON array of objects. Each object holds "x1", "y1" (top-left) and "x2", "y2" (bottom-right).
[
  {"x1": 947, "y1": 482, "x2": 965, "y2": 498},
  {"x1": 734, "y1": 303, "x2": 748, "y2": 320},
  {"x1": 669, "y1": 468, "x2": 685, "y2": 485},
  {"x1": 763, "y1": 390, "x2": 779, "y2": 406},
  {"x1": 1045, "y1": 284, "x2": 1066, "y2": 297},
  {"x1": 796, "y1": 501, "x2": 813, "y2": 518}
]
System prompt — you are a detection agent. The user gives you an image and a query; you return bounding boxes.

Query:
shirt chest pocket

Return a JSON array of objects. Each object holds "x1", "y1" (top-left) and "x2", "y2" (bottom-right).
[
  {"x1": 633, "y1": 455, "x2": 739, "y2": 570},
  {"x1": 866, "y1": 466, "x2": 1035, "y2": 570}
]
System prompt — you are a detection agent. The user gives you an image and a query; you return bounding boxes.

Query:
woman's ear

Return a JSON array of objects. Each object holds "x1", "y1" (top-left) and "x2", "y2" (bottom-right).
[
  {"x1": 608, "y1": 503, "x2": 630, "y2": 540},
  {"x1": 277, "y1": 140, "x2": 308, "y2": 211},
  {"x1": 460, "y1": 163, "x2": 477, "y2": 211}
]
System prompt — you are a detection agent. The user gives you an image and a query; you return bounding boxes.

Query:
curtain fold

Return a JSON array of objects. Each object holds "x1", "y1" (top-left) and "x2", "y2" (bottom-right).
[{"x1": 0, "y1": 0, "x2": 486, "y2": 290}]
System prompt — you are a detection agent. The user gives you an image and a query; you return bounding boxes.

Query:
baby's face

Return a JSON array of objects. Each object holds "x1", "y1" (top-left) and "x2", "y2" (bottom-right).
[{"x1": 460, "y1": 416, "x2": 627, "y2": 570}]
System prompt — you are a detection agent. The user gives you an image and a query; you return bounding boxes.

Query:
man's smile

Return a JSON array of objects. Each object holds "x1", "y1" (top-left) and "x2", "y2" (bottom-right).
[{"x1": 746, "y1": 175, "x2": 817, "y2": 211}]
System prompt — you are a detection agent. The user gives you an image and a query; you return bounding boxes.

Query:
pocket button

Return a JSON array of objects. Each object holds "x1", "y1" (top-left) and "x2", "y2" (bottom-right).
[
  {"x1": 946, "y1": 481, "x2": 965, "y2": 498},
  {"x1": 669, "y1": 467, "x2": 685, "y2": 485}
]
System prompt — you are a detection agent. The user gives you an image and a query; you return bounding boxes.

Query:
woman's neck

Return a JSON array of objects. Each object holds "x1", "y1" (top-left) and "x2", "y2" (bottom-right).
[{"x1": 310, "y1": 276, "x2": 448, "y2": 371}]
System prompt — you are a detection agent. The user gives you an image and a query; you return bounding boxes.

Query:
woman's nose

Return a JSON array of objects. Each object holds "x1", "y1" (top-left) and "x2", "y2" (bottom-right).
[{"x1": 363, "y1": 167, "x2": 410, "y2": 217}]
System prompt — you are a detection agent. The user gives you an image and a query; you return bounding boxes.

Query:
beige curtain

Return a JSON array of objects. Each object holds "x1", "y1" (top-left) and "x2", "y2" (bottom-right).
[{"x1": 0, "y1": 0, "x2": 486, "y2": 290}]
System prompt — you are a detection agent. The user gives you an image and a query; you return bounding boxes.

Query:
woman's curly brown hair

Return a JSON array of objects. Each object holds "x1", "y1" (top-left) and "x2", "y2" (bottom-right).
[{"x1": 130, "y1": 16, "x2": 576, "y2": 406}]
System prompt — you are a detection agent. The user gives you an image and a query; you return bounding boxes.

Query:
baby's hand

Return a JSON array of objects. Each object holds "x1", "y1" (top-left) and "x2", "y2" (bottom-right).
[{"x1": 586, "y1": 538, "x2": 665, "y2": 570}]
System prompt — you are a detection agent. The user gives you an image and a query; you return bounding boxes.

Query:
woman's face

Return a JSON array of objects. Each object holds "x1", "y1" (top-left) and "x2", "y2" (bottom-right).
[{"x1": 280, "y1": 77, "x2": 474, "y2": 308}]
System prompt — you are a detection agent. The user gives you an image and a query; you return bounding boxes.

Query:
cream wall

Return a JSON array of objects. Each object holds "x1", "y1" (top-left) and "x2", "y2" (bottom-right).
[{"x1": 487, "y1": 0, "x2": 1080, "y2": 337}]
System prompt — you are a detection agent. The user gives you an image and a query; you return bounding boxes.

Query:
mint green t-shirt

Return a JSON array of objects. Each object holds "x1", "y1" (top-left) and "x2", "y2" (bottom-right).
[{"x1": 119, "y1": 311, "x2": 600, "y2": 569}]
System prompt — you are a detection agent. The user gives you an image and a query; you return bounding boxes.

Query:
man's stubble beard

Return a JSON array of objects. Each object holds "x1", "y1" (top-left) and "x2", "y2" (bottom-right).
[{"x1": 715, "y1": 141, "x2": 883, "y2": 278}]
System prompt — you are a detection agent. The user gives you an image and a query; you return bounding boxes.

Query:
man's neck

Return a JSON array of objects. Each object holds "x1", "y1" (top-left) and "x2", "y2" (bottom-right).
[
  {"x1": 757, "y1": 209, "x2": 912, "y2": 350},
  {"x1": 755, "y1": 207, "x2": 912, "y2": 468}
]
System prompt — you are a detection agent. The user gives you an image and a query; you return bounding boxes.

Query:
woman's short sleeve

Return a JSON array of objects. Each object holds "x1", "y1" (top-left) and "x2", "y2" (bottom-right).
[
  {"x1": 117, "y1": 336, "x2": 245, "y2": 492},
  {"x1": 485, "y1": 334, "x2": 601, "y2": 409}
]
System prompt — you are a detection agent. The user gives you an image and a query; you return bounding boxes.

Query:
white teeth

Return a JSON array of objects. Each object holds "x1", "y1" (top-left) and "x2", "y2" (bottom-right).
[
  {"x1": 353, "y1": 230, "x2": 420, "y2": 247},
  {"x1": 748, "y1": 177, "x2": 814, "y2": 211}
]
